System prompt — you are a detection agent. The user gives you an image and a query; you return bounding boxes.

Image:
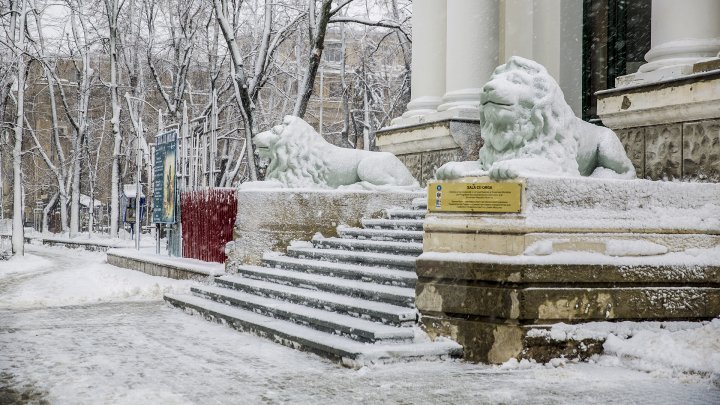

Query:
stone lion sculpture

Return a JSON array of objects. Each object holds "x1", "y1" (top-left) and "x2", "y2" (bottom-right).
[
  {"x1": 249, "y1": 115, "x2": 419, "y2": 189},
  {"x1": 436, "y1": 56, "x2": 636, "y2": 181}
]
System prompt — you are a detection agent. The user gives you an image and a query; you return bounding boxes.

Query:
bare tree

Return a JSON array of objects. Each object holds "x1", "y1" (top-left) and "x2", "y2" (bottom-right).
[
  {"x1": 292, "y1": 0, "x2": 351, "y2": 118},
  {"x1": 10, "y1": 0, "x2": 27, "y2": 255},
  {"x1": 103, "y1": 0, "x2": 123, "y2": 238},
  {"x1": 212, "y1": 0, "x2": 305, "y2": 181}
]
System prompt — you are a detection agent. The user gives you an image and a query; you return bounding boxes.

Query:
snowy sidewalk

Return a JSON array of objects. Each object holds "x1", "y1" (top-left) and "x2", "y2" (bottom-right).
[{"x1": 0, "y1": 245, "x2": 718, "y2": 404}]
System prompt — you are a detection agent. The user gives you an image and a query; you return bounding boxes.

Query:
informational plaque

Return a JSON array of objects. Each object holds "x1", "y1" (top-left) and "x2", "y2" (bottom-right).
[
  {"x1": 153, "y1": 130, "x2": 178, "y2": 224},
  {"x1": 427, "y1": 181, "x2": 522, "y2": 213}
]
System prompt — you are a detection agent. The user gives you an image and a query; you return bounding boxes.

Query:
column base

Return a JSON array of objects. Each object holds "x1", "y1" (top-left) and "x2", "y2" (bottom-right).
[
  {"x1": 618, "y1": 39, "x2": 720, "y2": 87},
  {"x1": 400, "y1": 96, "x2": 443, "y2": 120},
  {"x1": 437, "y1": 88, "x2": 482, "y2": 112},
  {"x1": 616, "y1": 64, "x2": 695, "y2": 87}
]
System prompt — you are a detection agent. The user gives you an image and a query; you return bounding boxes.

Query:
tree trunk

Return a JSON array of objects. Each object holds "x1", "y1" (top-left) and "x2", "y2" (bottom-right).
[
  {"x1": 11, "y1": 0, "x2": 27, "y2": 256},
  {"x1": 212, "y1": 0, "x2": 258, "y2": 181},
  {"x1": 105, "y1": 0, "x2": 122, "y2": 238},
  {"x1": 292, "y1": 0, "x2": 333, "y2": 118}
]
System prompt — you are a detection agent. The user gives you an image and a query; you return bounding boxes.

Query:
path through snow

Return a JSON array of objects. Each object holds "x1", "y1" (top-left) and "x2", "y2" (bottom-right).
[{"x1": 0, "y1": 245, "x2": 718, "y2": 404}]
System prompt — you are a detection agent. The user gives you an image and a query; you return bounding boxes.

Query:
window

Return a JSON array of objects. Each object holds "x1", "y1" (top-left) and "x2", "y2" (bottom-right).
[
  {"x1": 582, "y1": 0, "x2": 651, "y2": 121},
  {"x1": 323, "y1": 42, "x2": 343, "y2": 64}
]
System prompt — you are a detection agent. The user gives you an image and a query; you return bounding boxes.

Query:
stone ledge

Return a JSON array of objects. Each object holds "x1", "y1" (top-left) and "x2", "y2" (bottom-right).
[
  {"x1": 107, "y1": 249, "x2": 224, "y2": 280},
  {"x1": 597, "y1": 69, "x2": 720, "y2": 129},
  {"x1": 416, "y1": 257, "x2": 720, "y2": 285},
  {"x1": 376, "y1": 118, "x2": 481, "y2": 156},
  {"x1": 417, "y1": 283, "x2": 720, "y2": 321}
]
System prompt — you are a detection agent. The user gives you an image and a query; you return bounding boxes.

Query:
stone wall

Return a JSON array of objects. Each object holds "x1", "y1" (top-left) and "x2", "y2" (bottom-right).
[
  {"x1": 229, "y1": 189, "x2": 423, "y2": 266},
  {"x1": 617, "y1": 119, "x2": 720, "y2": 180}
]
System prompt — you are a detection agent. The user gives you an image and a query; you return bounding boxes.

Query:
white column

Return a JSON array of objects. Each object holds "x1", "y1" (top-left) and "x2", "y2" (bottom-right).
[
  {"x1": 638, "y1": 0, "x2": 720, "y2": 76},
  {"x1": 437, "y1": 0, "x2": 499, "y2": 114},
  {"x1": 401, "y1": 0, "x2": 447, "y2": 119}
]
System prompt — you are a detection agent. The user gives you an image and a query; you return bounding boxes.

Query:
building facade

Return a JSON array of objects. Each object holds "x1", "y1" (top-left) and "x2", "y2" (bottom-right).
[{"x1": 378, "y1": 0, "x2": 720, "y2": 183}]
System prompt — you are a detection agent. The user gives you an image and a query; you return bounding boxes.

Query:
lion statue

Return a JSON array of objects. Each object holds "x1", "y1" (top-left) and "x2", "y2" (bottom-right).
[
  {"x1": 247, "y1": 115, "x2": 419, "y2": 189},
  {"x1": 436, "y1": 56, "x2": 636, "y2": 181}
]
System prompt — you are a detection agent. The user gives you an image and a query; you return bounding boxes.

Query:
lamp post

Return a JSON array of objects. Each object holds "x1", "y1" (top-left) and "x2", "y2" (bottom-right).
[{"x1": 135, "y1": 118, "x2": 143, "y2": 250}]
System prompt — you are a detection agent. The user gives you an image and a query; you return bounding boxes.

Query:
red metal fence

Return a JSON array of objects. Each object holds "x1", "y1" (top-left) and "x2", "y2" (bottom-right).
[{"x1": 181, "y1": 188, "x2": 237, "y2": 263}]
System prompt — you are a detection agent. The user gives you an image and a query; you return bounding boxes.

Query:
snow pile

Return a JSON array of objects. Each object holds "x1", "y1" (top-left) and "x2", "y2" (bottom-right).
[
  {"x1": 601, "y1": 318, "x2": 720, "y2": 378},
  {"x1": 0, "y1": 247, "x2": 194, "y2": 309},
  {"x1": 604, "y1": 239, "x2": 668, "y2": 256},
  {"x1": 527, "y1": 321, "x2": 707, "y2": 342},
  {"x1": 0, "y1": 253, "x2": 51, "y2": 275},
  {"x1": 523, "y1": 239, "x2": 669, "y2": 257},
  {"x1": 527, "y1": 319, "x2": 720, "y2": 380}
]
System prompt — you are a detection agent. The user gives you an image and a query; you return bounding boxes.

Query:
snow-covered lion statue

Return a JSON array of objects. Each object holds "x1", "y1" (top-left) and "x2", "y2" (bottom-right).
[
  {"x1": 249, "y1": 115, "x2": 419, "y2": 189},
  {"x1": 436, "y1": 56, "x2": 636, "y2": 180}
]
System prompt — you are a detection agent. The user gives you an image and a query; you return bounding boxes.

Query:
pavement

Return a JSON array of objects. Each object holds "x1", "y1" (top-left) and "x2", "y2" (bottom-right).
[{"x1": 0, "y1": 246, "x2": 718, "y2": 404}]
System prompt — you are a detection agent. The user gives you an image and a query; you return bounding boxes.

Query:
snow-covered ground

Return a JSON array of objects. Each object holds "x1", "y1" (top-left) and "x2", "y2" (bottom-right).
[{"x1": 1, "y1": 245, "x2": 718, "y2": 404}]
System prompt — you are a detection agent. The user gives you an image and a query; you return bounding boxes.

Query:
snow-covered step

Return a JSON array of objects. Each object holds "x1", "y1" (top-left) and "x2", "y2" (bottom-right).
[
  {"x1": 311, "y1": 236, "x2": 423, "y2": 256},
  {"x1": 337, "y1": 226, "x2": 424, "y2": 242},
  {"x1": 361, "y1": 218, "x2": 424, "y2": 231},
  {"x1": 227, "y1": 265, "x2": 415, "y2": 307},
  {"x1": 211, "y1": 275, "x2": 418, "y2": 325},
  {"x1": 384, "y1": 208, "x2": 426, "y2": 220},
  {"x1": 164, "y1": 293, "x2": 463, "y2": 368},
  {"x1": 412, "y1": 197, "x2": 427, "y2": 210},
  {"x1": 262, "y1": 255, "x2": 417, "y2": 288},
  {"x1": 188, "y1": 285, "x2": 415, "y2": 343},
  {"x1": 287, "y1": 246, "x2": 417, "y2": 269}
]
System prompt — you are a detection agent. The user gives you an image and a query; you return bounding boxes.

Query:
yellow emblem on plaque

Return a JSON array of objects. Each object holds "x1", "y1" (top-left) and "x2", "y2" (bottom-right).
[{"x1": 428, "y1": 181, "x2": 522, "y2": 213}]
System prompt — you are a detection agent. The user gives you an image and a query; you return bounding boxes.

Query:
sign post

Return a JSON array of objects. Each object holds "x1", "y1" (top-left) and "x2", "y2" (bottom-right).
[{"x1": 153, "y1": 130, "x2": 178, "y2": 255}]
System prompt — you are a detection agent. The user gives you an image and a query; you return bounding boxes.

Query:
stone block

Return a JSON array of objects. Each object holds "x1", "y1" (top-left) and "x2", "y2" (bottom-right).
[
  {"x1": 423, "y1": 232, "x2": 525, "y2": 255},
  {"x1": 420, "y1": 316, "x2": 524, "y2": 364},
  {"x1": 645, "y1": 124, "x2": 682, "y2": 180},
  {"x1": 415, "y1": 282, "x2": 519, "y2": 319},
  {"x1": 420, "y1": 149, "x2": 463, "y2": 184},
  {"x1": 616, "y1": 127, "x2": 645, "y2": 178},
  {"x1": 522, "y1": 287, "x2": 720, "y2": 321},
  {"x1": 683, "y1": 119, "x2": 720, "y2": 180},
  {"x1": 398, "y1": 153, "x2": 422, "y2": 183},
  {"x1": 231, "y1": 189, "x2": 423, "y2": 265}
]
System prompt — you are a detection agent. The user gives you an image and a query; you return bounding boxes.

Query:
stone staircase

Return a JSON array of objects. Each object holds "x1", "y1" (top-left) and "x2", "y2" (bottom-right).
[{"x1": 164, "y1": 197, "x2": 462, "y2": 367}]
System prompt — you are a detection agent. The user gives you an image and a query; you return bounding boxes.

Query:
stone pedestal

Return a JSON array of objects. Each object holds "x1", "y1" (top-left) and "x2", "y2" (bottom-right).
[
  {"x1": 417, "y1": 176, "x2": 720, "y2": 363},
  {"x1": 228, "y1": 189, "x2": 422, "y2": 266},
  {"x1": 597, "y1": 69, "x2": 720, "y2": 181},
  {"x1": 375, "y1": 118, "x2": 482, "y2": 185}
]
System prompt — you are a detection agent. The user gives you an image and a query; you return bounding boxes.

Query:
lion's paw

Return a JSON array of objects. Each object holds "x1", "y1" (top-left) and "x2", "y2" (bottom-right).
[
  {"x1": 435, "y1": 161, "x2": 486, "y2": 180},
  {"x1": 488, "y1": 161, "x2": 520, "y2": 180}
]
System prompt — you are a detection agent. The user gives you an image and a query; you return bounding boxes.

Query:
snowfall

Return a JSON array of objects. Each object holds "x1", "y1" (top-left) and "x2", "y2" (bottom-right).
[{"x1": 1, "y1": 244, "x2": 719, "y2": 404}]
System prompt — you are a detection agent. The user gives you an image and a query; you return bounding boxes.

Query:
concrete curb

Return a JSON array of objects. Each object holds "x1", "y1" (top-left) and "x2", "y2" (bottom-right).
[{"x1": 107, "y1": 248, "x2": 224, "y2": 280}]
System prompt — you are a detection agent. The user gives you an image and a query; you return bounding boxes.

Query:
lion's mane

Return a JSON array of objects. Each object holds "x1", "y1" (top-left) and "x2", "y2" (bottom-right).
[
  {"x1": 264, "y1": 118, "x2": 332, "y2": 188},
  {"x1": 478, "y1": 57, "x2": 581, "y2": 175}
]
